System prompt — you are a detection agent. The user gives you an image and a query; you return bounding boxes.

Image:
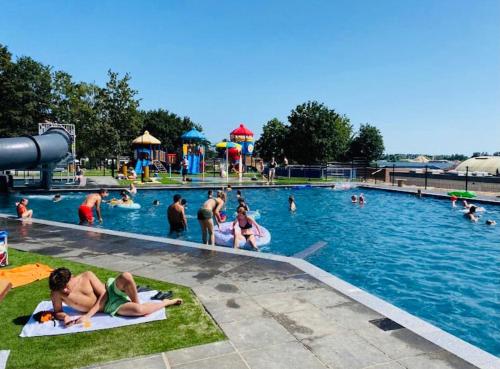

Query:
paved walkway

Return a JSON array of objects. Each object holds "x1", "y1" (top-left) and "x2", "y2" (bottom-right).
[{"x1": 4, "y1": 218, "x2": 487, "y2": 369}]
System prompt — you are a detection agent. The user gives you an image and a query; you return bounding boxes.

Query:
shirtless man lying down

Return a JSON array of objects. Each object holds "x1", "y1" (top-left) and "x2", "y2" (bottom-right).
[{"x1": 49, "y1": 268, "x2": 182, "y2": 326}]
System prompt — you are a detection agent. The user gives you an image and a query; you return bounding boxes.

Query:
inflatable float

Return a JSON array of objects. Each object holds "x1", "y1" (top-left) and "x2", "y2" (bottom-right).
[
  {"x1": 448, "y1": 191, "x2": 476, "y2": 199},
  {"x1": 214, "y1": 222, "x2": 271, "y2": 249},
  {"x1": 108, "y1": 200, "x2": 141, "y2": 210}
]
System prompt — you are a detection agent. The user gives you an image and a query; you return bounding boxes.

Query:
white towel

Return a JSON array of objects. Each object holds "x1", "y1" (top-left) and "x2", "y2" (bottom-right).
[
  {"x1": 20, "y1": 291, "x2": 166, "y2": 337},
  {"x1": 0, "y1": 351, "x2": 9, "y2": 369}
]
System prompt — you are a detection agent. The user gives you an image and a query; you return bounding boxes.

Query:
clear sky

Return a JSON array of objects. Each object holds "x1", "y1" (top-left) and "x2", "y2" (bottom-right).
[{"x1": 1, "y1": 0, "x2": 499, "y2": 155}]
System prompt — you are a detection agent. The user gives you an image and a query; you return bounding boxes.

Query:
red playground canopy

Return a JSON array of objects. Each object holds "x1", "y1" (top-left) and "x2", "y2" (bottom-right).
[{"x1": 230, "y1": 124, "x2": 254, "y2": 137}]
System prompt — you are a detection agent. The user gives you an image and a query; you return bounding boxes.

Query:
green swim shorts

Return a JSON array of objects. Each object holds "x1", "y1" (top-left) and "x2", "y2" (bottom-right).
[
  {"x1": 103, "y1": 277, "x2": 130, "y2": 316},
  {"x1": 197, "y1": 208, "x2": 212, "y2": 220}
]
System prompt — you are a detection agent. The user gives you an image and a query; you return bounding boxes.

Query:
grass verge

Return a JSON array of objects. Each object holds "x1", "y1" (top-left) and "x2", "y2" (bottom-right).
[{"x1": 0, "y1": 249, "x2": 225, "y2": 369}]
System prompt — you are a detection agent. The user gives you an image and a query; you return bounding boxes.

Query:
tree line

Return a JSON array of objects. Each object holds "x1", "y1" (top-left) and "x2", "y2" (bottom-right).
[
  {"x1": 254, "y1": 101, "x2": 385, "y2": 164},
  {"x1": 0, "y1": 44, "x2": 200, "y2": 166},
  {"x1": 1, "y1": 43, "x2": 387, "y2": 166}
]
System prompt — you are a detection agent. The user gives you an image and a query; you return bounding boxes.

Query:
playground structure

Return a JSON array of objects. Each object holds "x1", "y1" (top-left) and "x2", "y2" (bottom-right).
[
  {"x1": 230, "y1": 123, "x2": 255, "y2": 171},
  {"x1": 130, "y1": 131, "x2": 168, "y2": 180},
  {"x1": 181, "y1": 129, "x2": 206, "y2": 175},
  {"x1": 0, "y1": 122, "x2": 74, "y2": 191}
]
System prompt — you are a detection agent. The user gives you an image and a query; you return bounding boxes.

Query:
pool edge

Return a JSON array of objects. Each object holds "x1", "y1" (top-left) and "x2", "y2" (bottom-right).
[{"x1": 1, "y1": 213, "x2": 499, "y2": 369}]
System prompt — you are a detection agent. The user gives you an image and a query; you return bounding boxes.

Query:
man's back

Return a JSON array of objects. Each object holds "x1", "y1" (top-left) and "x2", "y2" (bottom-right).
[
  {"x1": 82, "y1": 193, "x2": 100, "y2": 208},
  {"x1": 168, "y1": 203, "x2": 183, "y2": 224},
  {"x1": 52, "y1": 272, "x2": 102, "y2": 313}
]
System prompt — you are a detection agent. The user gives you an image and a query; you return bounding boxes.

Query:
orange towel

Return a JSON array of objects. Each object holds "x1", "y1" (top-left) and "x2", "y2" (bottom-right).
[{"x1": 0, "y1": 263, "x2": 53, "y2": 288}]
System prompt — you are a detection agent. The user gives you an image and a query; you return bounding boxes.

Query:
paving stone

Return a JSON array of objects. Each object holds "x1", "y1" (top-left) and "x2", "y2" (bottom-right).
[
  {"x1": 321, "y1": 301, "x2": 383, "y2": 330},
  {"x1": 397, "y1": 351, "x2": 479, "y2": 369},
  {"x1": 234, "y1": 274, "x2": 325, "y2": 296},
  {"x1": 273, "y1": 306, "x2": 344, "y2": 340},
  {"x1": 192, "y1": 283, "x2": 248, "y2": 302},
  {"x1": 172, "y1": 352, "x2": 248, "y2": 369},
  {"x1": 241, "y1": 341, "x2": 327, "y2": 369},
  {"x1": 254, "y1": 288, "x2": 347, "y2": 315},
  {"x1": 355, "y1": 326, "x2": 442, "y2": 360},
  {"x1": 99, "y1": 354, "x2": 166, "y2": 369},
  {"x1": 64, "y1": 253, "x2": 152, "y2": 272},
  {"x1": 202, "y1": 296, "x2": 265, "y2": 323},
  {"x1": 303, "y1": 331, "x2": 391, "y2": 369},
  {"x1": 220, "y1": 316, "x2": 296, "y2": 351},
  {"x1": 166, "y1": 341, "x2": 234, "y2": 366}
]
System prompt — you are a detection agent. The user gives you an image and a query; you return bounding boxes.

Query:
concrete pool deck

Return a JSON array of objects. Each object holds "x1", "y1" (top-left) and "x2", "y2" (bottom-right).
[{"x1": 1, "y1": 216, "x2": 499, "y2": 369}]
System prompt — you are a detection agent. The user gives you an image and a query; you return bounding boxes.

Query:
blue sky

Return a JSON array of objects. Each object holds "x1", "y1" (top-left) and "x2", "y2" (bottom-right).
[{"x1": 1, "y1": 0, "x2": 499, "y2": 155}]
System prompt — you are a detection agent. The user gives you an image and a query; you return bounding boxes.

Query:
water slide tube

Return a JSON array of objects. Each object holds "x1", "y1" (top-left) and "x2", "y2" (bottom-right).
[{"x1": 0, "y1": 128, "x2": 72, "y2": 190}]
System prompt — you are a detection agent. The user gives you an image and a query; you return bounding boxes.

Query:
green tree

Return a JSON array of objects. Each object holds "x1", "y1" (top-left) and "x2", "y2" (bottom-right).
[
  {"x1": 286, "y1": 101, "x2": 352, "y2": 164},
  {"x1": 0, "y1": 44, "x2": 53, "y2": 137},
  {"x1": 94, "y1": 70, "x2": 142, "y2": 158},
  {"x1": 141, "y1": 109, "x2": 203, "y2": 153},
  {"x1": 349, "y1": 124, "x2": 385, "y2": 162},
  {"x1": 254, "y1": 118, "x2": 288, "y2": 161}
]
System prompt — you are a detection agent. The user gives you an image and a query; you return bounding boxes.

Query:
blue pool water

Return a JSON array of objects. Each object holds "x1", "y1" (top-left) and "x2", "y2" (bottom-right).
[{"x1": 1, "y1": 187, "x2": 500, "y2": 356}]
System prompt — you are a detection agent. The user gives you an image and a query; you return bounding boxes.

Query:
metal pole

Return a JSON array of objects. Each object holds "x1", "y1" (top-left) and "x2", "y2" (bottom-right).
[
  {"x1": 392, "y1": 164, "x2": 395, "y2": 186},
  {"x1": 111, "y1": 158, "x2": 115, "y2": 178},
  {"x1": 424, "y1": 165, "x2": 428, "y2": 190},
  {"x1": 465, "y1": 166, "x2": 469, "y2": 191},
  {"x1": 375, "y1": 163, "x2": 378, "y2": 184}
]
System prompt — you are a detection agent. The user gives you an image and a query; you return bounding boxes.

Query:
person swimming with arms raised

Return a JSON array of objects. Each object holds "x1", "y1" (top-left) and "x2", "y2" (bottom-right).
[{"x1": 232, "y1": 206, "x2": 262, "y2": 251}]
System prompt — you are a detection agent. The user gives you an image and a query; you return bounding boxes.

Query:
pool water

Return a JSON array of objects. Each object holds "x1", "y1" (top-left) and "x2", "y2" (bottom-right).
[{"x1": 1, "y1": 187, "x2": 499, "y2": 356}]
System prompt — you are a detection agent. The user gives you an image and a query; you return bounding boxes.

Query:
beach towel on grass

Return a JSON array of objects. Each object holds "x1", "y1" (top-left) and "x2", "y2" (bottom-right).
[
  {"x1": 0, "y1": 263, "x2": 52, "y2": 288},
  {"x1": 0, "y1": 351, "x2": 9, "y2": 369},
  {"x1": 20, "y1": 291, "x2": 166, "y2": 337}
]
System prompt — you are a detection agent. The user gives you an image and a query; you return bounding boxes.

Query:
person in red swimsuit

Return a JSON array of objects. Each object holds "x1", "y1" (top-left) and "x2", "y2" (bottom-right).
[
  {"x1": 16, "y1": 198, "x2": 33, "y2": 219},
  {"x1": 78, "y1": 189, "x2": 108, "y2": 225}
]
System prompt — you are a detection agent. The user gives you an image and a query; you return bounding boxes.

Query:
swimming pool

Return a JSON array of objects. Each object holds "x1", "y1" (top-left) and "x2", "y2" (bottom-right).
[{"x1": 1, "y1": 187, "x2": 499, "y2": 356}]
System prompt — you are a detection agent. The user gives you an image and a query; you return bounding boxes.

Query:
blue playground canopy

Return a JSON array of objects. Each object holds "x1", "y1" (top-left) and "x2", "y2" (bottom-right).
[{"x1": 181, "y1": 129, "x2": 205, "y2": 141}]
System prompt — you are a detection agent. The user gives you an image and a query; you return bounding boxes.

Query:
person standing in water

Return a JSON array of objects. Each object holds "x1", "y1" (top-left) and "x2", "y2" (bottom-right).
[
  {"x1": 351, "y1": 195, "x2": 358, "y2": 203},
  {"x1": 127, "y1": 183, "x2": 137, "y2": 196},
  {"x1": 464, "y1": 206, "x2": 479, "y2": 222},
  {"x1": 197, "y1": 191, "x2": 224, "y2": 244},
  {"x1": 167, "y1": 194, "x2": 187, "y2": 233},
  {"x1": 289, "y1": 195, "x2": 297, "y2": 212},
  {"x1": 78, "y1": 189, "x2": 108, "y2": 225}
]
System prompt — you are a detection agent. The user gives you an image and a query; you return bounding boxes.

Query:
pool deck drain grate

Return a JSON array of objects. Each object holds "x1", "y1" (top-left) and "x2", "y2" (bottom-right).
[{"x1": 370, "y1": 317, "x2": 404, "y2": 331}]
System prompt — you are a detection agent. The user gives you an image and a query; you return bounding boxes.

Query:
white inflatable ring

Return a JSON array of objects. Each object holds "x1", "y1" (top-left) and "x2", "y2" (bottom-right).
[
  {"x1": 115, "y1": 203, "x2": 141, "y2": 210},
  {"x1": 214, "y1": 222, "x2": 271, "y2": 249}
]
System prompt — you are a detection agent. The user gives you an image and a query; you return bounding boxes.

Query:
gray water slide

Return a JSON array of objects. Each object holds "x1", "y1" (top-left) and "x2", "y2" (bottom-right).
[{"x1": 0, "y1": 128, "x2": 72, "y2": 189}]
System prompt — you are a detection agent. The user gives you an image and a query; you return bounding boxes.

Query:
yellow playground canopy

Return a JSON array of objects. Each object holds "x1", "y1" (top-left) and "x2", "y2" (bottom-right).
[{"x1": 132, "y1": 131, "x2": 161, "y2": 145}]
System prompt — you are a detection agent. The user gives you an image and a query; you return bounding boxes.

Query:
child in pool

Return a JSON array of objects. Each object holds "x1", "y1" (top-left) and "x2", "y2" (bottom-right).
[
  {"x1": 289, "y1": 195, "x2": 297, "y2": 212},
  {"x1": 359, "y1": 194, "x2": 366, "y2": 205},
  {"x1": 53, "y1": 194, "x2": 62, "y2": 202},
  {"x1": 351, "y1": 195, "x2": 358, "y2": 203}
]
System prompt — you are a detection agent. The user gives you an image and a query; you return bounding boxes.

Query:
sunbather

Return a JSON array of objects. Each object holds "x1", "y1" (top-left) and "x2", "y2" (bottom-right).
[{"x1": 49, "y1": 268, "x2": 182, "y2": 326}]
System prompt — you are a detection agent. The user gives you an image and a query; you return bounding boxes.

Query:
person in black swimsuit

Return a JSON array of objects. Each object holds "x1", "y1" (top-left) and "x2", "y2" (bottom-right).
[{"x1": 232, "y1": 206, "x2": 262, "y2": 251}]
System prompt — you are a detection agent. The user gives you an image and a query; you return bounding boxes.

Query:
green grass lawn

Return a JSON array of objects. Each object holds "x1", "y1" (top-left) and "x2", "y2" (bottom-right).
[{"x1": 0, "y1": 249, "x2": 225, "y2": 369}]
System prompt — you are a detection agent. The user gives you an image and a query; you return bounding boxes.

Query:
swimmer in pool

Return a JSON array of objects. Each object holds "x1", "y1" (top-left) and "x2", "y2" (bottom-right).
[
  {"x1": 462, "y1": 200, "x2": 485, "y2": 212},
  {"x1": 416, "y1": 189, "x2": 422, "y2": 198},
  {"x1": 232, "y1": 206, "x2": 262, "y2": 251},
  {"x1": 289, "y1": 195, "x2": 297, "y2": 212},
  {"x1": 485, "y1": 219, "x2": 496, "y2": 225},
  {"x1": 126, "y1": 183, "x2": 137, "y2": 196},
  {"x1": 464, "y1": 206, "x2": 479, "y2": 222},
  {"x1": 236, "y1": 190, "x2": 242, "y2": 199},
  {"x1": 450, "y1": 195, "x2": 457, "y2": 208},
  {"x1": 153, "y1": 200, "x2": 160, "y2": 206},
  {"x1": 359, "y1": 194, "x2": 366, "y2": 205},
  {"x1": 351, "y1": 195, "x2": 358, "y2": 203},
  {"x1": 53, "y1": 194, "x2": 62, "y2": 202},
  {"x1": 207, "y1": 190, "x2": 213, "y2": 199},
  {"x1": 238, "y1": 197, "x2": 250, "y2": 211}
]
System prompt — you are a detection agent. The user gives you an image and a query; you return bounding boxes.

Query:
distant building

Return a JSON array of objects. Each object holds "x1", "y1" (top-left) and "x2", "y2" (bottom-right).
[{"x1": 455, "y1": 156, "x2": 500, "y2": 175}]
